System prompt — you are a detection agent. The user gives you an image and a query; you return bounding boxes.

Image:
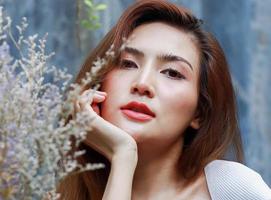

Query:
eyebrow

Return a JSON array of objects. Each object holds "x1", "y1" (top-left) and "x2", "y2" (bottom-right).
[{"x1": 123, "y1": 46, "x2": 193, "y2": 71}]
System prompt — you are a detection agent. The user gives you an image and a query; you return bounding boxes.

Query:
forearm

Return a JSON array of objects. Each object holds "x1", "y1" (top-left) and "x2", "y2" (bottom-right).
[
  {"x1": 102, "y1": 152, "x2": 137, "y2": 200},
  {"x1": 82, "y1": 108, "x2": 138, "y2": 199}
]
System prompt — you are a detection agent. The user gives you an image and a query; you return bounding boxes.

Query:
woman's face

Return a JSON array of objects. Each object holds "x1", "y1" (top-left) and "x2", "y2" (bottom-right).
[{"x1": 100, "y1": 22, "x2": 200, "y2": 148}]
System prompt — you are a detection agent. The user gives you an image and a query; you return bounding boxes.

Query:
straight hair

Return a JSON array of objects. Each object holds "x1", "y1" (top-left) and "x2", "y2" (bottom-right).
[{"x1": 58, "y1": 1, "x2": 244, "y2": 199}]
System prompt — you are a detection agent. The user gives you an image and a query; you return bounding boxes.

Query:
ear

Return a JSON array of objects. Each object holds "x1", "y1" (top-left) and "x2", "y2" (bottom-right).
[{"x1": 189, "y1": 117, "x2": 200, "y2": 130}]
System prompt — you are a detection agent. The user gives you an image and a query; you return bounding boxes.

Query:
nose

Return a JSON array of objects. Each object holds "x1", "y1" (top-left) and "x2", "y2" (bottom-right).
[{"x1": 130, "y1": 68, "x2": 155, "y2": 98}]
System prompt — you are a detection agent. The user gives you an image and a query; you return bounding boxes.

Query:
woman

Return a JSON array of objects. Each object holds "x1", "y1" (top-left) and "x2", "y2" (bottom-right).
[{"x1": 58, "y1": 0, "x2": 271, "y2": 199}]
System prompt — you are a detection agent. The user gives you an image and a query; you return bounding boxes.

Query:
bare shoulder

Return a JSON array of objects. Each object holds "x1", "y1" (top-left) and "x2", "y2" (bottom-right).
[{"x1": 204, "y1": 160, "x2": 271, "y2": 200}]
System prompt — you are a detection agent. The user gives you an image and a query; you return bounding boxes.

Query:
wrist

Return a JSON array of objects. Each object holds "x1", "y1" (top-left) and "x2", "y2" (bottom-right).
[
  {"x1": 86, "y1": 116, "x2": 138, "y2": 164},
  {"x1": 112, "y1": 147, "x2": 138, "y2": 167}
]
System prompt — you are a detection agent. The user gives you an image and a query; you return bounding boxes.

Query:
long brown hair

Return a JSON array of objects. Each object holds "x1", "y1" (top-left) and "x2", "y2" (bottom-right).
[{"x1": 58, "y1": 0, "x2": 243, "y2": 199}]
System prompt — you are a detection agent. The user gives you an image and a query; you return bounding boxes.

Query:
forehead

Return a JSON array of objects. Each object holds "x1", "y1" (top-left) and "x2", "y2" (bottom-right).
[{"x1": 126, "y1": 22, "x2": 200, "y2": 71}]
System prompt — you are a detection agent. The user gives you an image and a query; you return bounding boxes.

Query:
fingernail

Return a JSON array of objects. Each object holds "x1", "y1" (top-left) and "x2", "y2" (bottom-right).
[
  {"x1": 97, "y1": 91, "x2": 107, "y2": 95},
  {"x1": 96, "y1": 94, "x2": 106, "y2": 99}
]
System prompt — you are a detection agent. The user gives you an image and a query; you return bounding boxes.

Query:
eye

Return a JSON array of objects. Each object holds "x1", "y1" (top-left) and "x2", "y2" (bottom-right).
[
  {"x1": 119, "y1": 59, "x2": 138, "y2": 69},
  {"x1": 160, "y1": 68, "x2": 185, "y2": 80}
]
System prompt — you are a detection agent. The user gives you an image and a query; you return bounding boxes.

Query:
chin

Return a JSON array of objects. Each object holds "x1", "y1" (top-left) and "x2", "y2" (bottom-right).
[{"x1": 101, "y1": 111, "x2": 151, "y2": 141}]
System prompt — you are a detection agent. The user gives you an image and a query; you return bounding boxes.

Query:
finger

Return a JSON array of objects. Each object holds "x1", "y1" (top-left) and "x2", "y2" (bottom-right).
[
  {"x1": 73, "y1": 100, "x2": 80, "y2": 118},
  {"x1": 91, "y1": 103, "x2": 100, "y2": 115},
  {"x1": 95, "y1": 90, "x2": 107, "y2": 96},
  {"x1": 77, "y1": 90, "x2": 106, "y2": 114},
  {"x1": 79, "y1": 93, "x2": 105, "y2": 109},
  {"x1": 81, "y1": 89, "x2": 107, "y2": 97},
  {"x1": 75, "y1": 101, "x2": 80, "y2": 112},
  {"x1": 79, "y1": 90, "x2": 94, "y2": 105},
  {"x1": 80, "y1": 90, "x2": 106, "y2": 102},
  {"x1": 92, "y1": 93, "x2": 106, "y2": 103},
  {"x1": 77, "y1": 94, "x2": 102, "y2": 112},
  {"x1": 81, "y1": 89, "x2": 94, "y2": 99}
]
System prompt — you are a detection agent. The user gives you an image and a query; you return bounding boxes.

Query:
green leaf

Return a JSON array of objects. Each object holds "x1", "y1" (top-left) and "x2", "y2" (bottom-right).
[
  {"x1": 81, "y1": 20, "x2": 91, "y2": 28},
  {"x1": 89, "y1": 14, "x2": 99, "y2": 20},
  {"x1": 95, "y1": 4, "x2": 107, "y2": 11},
  {"x1": 80, "y1": 1, "x2": 107, "y2": 31},
  {"x1": 84, "y1": 0, "x2": 93, "y2": 8},
  {"x1": 93, "y1": 22, "x2": 101, "y2": 28}
]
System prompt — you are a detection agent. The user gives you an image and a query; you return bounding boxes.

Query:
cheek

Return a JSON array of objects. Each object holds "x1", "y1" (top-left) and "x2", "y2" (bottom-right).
[
  {"x1": 149, "y1": 93, "x2": 198, "y2": 145},
  {"x1": 101, "y1": 70, "x2": 117, "y2": 90},
  {"x1": 158, "y1": 83, "x2": 198, "y2": 128},
  {"x1": 100, "y1": 71, "x2": 129, "y2": 121},
  {"x1": 101, "y1": 70, "x2": 131, "y2": 92},
  {"x1": 100, "y1": 77, "x2": 117, "y2": 118}
]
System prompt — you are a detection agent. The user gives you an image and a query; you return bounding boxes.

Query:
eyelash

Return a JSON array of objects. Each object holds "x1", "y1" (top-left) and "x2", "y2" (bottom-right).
[
  {"x1": 119, "y1": 59, "x2": 137, "y2": 69},
  {"x1": 119, "y1": 59, "x2": 185, "y2": 80}
]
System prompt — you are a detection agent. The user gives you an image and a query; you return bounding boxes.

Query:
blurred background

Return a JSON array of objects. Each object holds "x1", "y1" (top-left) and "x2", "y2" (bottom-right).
[{"x1": 2, "y1": 0, "x2": 271, "y2": 186}]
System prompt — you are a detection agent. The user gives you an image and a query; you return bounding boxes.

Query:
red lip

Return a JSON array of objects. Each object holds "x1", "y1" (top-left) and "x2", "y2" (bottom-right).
[{"x1": 120, "y1": 101, "x2": 155, "y2": 121}]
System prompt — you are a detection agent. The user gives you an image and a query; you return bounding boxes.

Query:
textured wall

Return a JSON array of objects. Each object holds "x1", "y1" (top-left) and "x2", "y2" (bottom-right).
[
  {"x1": 246, "y1": 0, "x2": 271, "y2": 185},
  {"x1": 2, "y1": 0, "x2": 271, "y2": 186},
  {"x1": 2, "y1": 0, "x2": 82, "y2": 75}
]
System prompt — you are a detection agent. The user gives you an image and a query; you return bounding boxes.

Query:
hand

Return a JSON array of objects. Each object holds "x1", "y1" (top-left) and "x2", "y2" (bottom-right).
[
  {"x1": 75, "y1": 89, "x2": 138, "y2": 163},
  {"x1": 74, "y1": 89, "x2": 106, "y2": 118}
]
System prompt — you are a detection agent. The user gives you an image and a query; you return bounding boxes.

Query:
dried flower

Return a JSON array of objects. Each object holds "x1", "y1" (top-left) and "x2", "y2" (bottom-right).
[{"x1": 0, "y1": 7, "x2": 112, "y2": 200}]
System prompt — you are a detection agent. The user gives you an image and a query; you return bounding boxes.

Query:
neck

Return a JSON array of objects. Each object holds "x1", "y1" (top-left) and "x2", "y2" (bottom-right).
[{"x1": 131, "y1": 139, "x2": 185, "y2": 199}]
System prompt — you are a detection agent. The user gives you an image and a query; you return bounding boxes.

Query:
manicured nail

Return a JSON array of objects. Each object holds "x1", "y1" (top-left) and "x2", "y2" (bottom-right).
[
  {"x1": 96, "y1": 94, "x2": 106, "y2": 100},
  {"x1": 96, "y1": 90, "x2": 107, "y2": 94}
]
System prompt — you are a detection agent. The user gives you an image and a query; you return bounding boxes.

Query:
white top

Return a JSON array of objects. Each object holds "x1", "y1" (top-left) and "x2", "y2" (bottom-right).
[{"x1": 204, "y1": 160, "x2": 271, "y2": 200}]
